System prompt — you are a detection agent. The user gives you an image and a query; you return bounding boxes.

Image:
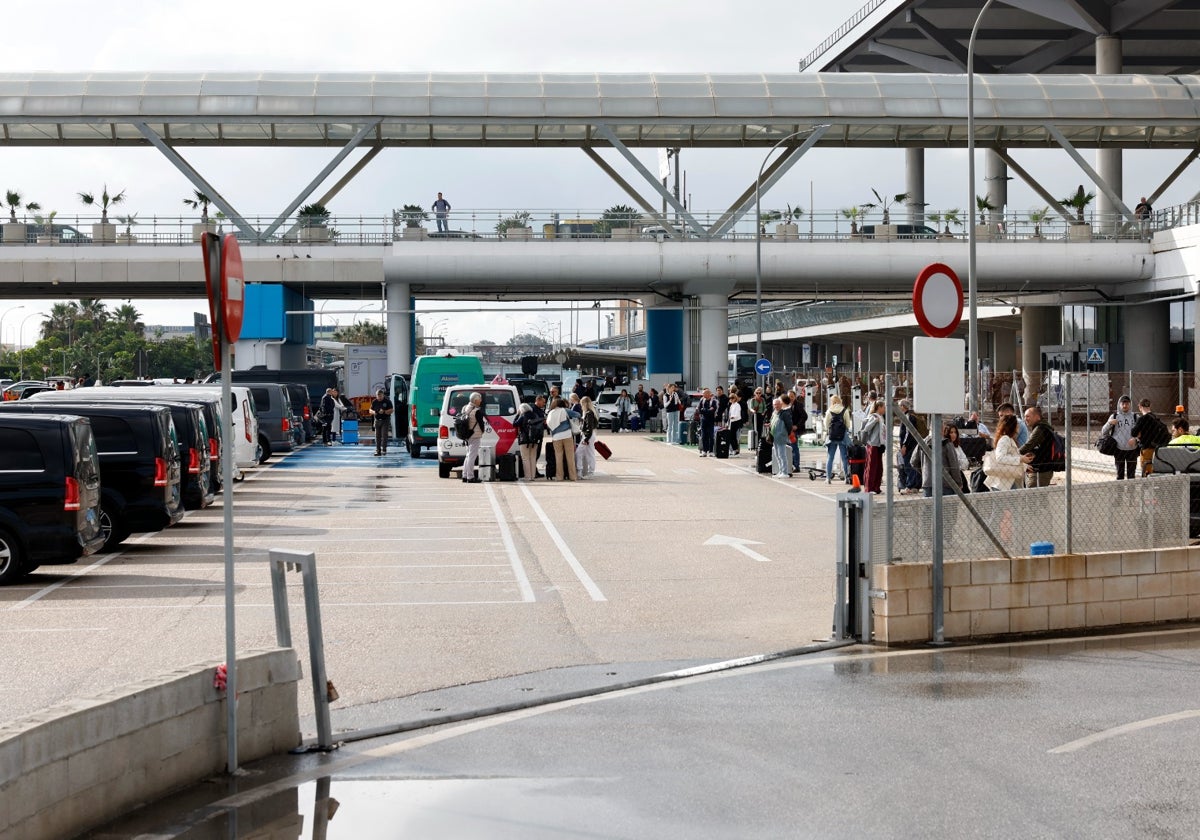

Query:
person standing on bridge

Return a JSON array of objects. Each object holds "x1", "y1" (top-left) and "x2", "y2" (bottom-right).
[{"x1": 432, "y1": 192, "x2": 451, "y2": 232}]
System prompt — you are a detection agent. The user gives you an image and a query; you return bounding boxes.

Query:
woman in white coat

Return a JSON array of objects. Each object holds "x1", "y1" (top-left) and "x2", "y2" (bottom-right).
[{"x1": 984, "y1": 414, "x2": 1026, "y2": 491}]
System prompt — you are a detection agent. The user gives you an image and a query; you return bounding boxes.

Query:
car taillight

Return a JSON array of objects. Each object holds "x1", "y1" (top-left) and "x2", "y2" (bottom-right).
[
  {"x1": 64, "y1": 477, "x2": 80, "y2": 511},
  {"x1": 282, "y1": 417, "x2": 291, "y2": 432},
  {"x1": 209, "y1": 438, "x2": 218, "y2": 460},
  {"x1": 438, "y1": 425, "x2": 449, "y2": 439},
  {"x1": 303, "y1": 404, "x2": 311, "y2": 419},
  {"x1": 411, "y1": 405, "x2": 417, "y2": 428},
  {"x1": 188, "y1": 448, "x2": 200, "y2": 474},
  {"x1": 154, "y1": 457, "x2": 168, "y2": 487}
]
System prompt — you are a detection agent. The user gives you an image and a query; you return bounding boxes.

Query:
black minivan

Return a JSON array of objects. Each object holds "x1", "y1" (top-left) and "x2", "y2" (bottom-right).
[
  {"x1": 0, "y1": 403, "x2": 185, "y2": 550},
  {"x1": 0, "y1": 414, "x2": 106, "y2": 584},
  {"x1": 29, "y1": 393, "x2": 213, "y2": 510}
]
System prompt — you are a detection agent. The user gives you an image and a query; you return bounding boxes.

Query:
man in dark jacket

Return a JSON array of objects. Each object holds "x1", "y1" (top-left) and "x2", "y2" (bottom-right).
[
  {"x1": 1130, "y1": 398, "x2": 1170, "y2": 477},
  {"x1": 696, "y1": 388, "x2": 719, "y2": 457},
  {"x1": 1019, "y1": 405, "x2": 1055, "y2": 487},
  {"x1": 897, "y1": 399, "x2": 927, "y2": 493}
]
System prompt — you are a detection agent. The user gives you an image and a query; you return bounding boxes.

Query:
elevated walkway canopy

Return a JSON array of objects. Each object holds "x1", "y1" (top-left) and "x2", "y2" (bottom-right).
[{"x1": 1, "y1": 71, "x2": 1198, "y2": 149}]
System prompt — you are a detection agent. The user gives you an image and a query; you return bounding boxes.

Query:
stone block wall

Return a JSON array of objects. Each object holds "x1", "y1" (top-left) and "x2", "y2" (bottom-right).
[
  {"x1": 0, "y1": 648, "x2": 301, "y2": 840},
  {"x1": 872, "y1": 546, "x2": 1200, "y2": 644}
]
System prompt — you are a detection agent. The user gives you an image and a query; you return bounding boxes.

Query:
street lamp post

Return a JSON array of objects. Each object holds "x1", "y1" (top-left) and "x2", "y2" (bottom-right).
[
  {"x1": 966, "y1": 0, "x2": 996, "y2": 415},
  {"x1": 755, "y1": 128, "x2": 825, "y2": 385},
  {"x1": 18, "y1": 311, "x2": 41, "y2": 382},
  {"x1": 0, "y1": 305, "x2": 25, "y2": 363}
]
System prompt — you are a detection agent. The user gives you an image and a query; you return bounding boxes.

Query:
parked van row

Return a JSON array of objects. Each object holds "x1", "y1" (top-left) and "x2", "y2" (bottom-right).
[{"x1": 0, "y1": 380, "x2": 298, "y2": 584}]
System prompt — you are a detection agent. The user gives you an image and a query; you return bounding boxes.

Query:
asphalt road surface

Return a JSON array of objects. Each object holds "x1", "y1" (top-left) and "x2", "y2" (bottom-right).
[{"x1": 4, "y1": 434, "x2": 845, "y2": 730}]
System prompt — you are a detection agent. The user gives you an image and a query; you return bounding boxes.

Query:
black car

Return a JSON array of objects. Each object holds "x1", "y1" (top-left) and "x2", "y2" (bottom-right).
[
  {"x1": 283, "y1": 383, "x2": 315, "y2": 444},
  {"x1": 0, "y1": 403, "x2": 185, "y2": 550},
  {"x1": 0, "y1": 414, "x2": 105, "y2": 584}
]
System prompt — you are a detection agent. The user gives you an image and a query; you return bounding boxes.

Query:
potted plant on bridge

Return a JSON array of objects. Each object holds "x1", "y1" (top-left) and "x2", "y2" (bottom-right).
[
  {"x1": 840, "y1": 206, "x2": 864, "y2": 238},
  {"x1": 116, "y1": 214, "x2": 138, "y2": 245},
  {"x1": 1028, "y1": 206, "x2": 1050, "y2": 240},
  {"x1": 602, "y1": 204, "x2": 639, "y2": 240},
  {"x1": 1060, "y1": 186, "x2": 1095, "y2": 241},
  {"x1": 864, "y1": 189, "x2": 909, "y2": 240},
  {"x1": 34, "y1": 210, "x2": 58, "y2": 244},
  {"x1": 497, "y1": 210, "x2": 533, "y2": 240},
  {"x1": 298, "y1": 202, "x2": 331, "y2": 243},
  {"x1": 929, "y1": 208, "x2": 963, "y2": 239},
  {"x1": 975, "y1": 194, "x2": 998, "y2": 241},
  {"x1": 78, "y1": 185, "x2": 125, "y2": 244},
  {"x1": 183, "y1": 190, "x2": 216, "y2": 242},
  {"x1": 775, "y1": 203, "x2": 804, "y2": 241},
  {"x1": 4, "y1": 191, "x2": 36, "y2": 244},
  {"x1": 399, "y1": 204, "x2": 429, "y2": 240}
]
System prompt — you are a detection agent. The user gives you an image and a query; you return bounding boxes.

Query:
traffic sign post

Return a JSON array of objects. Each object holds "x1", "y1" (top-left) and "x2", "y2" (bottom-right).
[{"x1": 754, "y1": 358, "x2": 773, "y2": 377}]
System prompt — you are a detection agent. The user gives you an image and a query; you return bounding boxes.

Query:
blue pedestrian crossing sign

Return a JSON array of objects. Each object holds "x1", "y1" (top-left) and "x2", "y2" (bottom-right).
[
  {"x1": 1085, "y1": 347, "x2": 1105, "y2": 364},
  {"x1": 754, "y1": 358, "x2": 773, "y2": 376}
]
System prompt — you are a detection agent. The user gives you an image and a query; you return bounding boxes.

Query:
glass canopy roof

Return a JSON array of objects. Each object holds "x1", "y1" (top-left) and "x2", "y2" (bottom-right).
[{"x1": 0, "y1": 72, "x2": 1196, "y2": 148}]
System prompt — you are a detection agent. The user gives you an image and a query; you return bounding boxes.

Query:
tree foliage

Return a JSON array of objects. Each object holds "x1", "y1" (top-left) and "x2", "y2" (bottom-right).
[{"x1": 333, "y1": 320, "x2": 387, "y2": 346}]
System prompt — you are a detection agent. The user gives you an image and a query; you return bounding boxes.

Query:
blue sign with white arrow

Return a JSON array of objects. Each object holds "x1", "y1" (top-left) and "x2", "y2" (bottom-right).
[{"x1": 754, "y1": 358, "x2": 773, "y2": 376}]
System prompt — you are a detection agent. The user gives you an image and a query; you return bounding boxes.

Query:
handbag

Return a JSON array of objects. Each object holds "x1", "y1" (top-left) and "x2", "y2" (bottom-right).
[{"x1": 1097, "y1": 429, "x2": 1119, "y2": 456}]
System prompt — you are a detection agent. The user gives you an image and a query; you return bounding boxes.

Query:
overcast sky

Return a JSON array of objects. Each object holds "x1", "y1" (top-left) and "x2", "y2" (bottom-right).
[{"x1": 2, "y1": 0, "x2": 1193, "y2": 349}]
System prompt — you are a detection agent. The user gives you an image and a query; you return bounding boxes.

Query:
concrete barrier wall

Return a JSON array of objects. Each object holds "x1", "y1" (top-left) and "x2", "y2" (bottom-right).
[
  {"x1": 873, "y1": 546, "x2": 1200, "y2": 644},
  {"x1": 0, "y1": 648, "x2": 301, "y2": 840}
]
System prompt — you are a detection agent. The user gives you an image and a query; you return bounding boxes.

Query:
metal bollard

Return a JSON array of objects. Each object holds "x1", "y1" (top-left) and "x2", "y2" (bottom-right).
[
  {"x1": 269, "y1": 548, "x2": 337, "y2": 751},
  {"x1": 833, "y1": 492, "x2": 873, "y2": 642}
]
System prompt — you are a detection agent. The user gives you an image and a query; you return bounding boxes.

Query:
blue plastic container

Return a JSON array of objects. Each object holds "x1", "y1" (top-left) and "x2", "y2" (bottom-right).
[
  {"x1": 341, "y1": 419, "x2": 359, "y2": 445},
  {"x1": 1030, "y1": 541, "x2": 1054, "y2": 556}
]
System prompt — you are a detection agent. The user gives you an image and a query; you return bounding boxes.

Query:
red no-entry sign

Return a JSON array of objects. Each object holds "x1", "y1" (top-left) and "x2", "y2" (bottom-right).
[{"x1": 913, "y1": 263, "x2": 963, "y2": 338}]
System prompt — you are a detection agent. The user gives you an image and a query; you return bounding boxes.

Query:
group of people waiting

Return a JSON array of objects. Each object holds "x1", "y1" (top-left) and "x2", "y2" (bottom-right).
[{"x1": 501, "y1": 390, "x2": 602, "y2": 482}]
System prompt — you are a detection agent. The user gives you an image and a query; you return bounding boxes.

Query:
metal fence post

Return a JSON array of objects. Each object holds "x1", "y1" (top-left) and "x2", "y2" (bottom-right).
[
  {"x1": 268, "y1": 548, "x2": 336, "y2": 751},
  {"x1": 1065, "y1": 374, "x2": 1073, "y2": 554}
]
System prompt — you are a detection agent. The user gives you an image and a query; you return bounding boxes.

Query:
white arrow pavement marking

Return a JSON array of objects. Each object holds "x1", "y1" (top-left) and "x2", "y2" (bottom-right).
[{"x1": 704, "y1": 534, "x2": 772, "y2": 562}]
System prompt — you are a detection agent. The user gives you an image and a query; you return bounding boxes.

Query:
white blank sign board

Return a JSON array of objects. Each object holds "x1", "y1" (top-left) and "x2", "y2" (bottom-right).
[{"x1": 912, "y1": 337, "x2": 966, "y2": 414}]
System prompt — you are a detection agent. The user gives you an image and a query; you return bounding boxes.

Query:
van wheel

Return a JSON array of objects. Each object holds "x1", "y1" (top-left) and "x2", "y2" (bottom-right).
[
  {"x1": 410, "y1": 443, "x2": 422, "y2": 459},
  {"x1": 0, "y1": 528, "x2": 27, "y2": 585},
  {"x1": 99, "y1": 506, "x2": 129, "y2": 552},
  {"x1": 438, "y1": 461, "x2": 452, "y2": 479},
  {"x1": 257, "y1": 435, "x2": 272, "y2": 464}
]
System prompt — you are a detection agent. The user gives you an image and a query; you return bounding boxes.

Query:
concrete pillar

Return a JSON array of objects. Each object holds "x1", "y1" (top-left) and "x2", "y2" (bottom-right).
[
  {"x1": 697, "y1": 292, "x2": 730, "y2": 388},
  {"x1": 985, "y1": 153, "x2": 1008, "y2": 226},
  {"x1": 1096, "y1": 36, "x2": 1123, "y2": 235},
  {"x1": 1124, "y1": 301, "x2": 1170, "y2": 372},
  {"x1": 385, "y1": 281, "x2": 412, "y2": 376},
  {"x1": 1021, "y1": 305, "x2": 1060, "y2": 403},
  {"x1": 992, "y1": 325, "x2": 1017, "y2": 372},
  {"x1": 645, "y1": 295, "x2": 684, "y2": 384},
  {"x1": 905, "y1": 148, "x2": 925, "y2": 226}
]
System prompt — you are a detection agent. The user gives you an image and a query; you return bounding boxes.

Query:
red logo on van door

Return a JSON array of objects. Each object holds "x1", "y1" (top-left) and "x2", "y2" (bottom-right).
[{"x1": 491, "y1": 415, "x2": 517, "y2": 455}]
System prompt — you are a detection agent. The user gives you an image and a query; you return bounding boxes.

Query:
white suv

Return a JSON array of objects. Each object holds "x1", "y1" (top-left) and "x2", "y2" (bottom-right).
[{"x1": 437, "y1": 385, "x2": 521, "y2": 479}]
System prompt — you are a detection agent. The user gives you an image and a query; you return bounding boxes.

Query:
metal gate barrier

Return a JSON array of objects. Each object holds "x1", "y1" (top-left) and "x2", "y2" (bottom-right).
[{"x1": 833, "y1": 492, "x2": 873, "y2": 642}]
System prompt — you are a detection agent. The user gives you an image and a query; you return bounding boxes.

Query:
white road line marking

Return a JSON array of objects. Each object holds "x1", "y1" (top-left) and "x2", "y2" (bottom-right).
[
  {"x1": 17, "y1": 599, "x2": 530, "y2": 610},
  {"x1": 484, "y1": 483, "x2": 536, "y2": 603},
  {"x1": 10, "y1": 531, "x2": 156, "y2": 611},
  {"x1": 1049, "y1": 709, "x2": 1200, "y2": 754},
  {"x1": 0, "y1": 627, "x2": 109, "y2": 633},
  {"x1": 518, "y1": 485, "x2": 606, "y2": 602},
  {"x1": 624, "y1": 468, "x2": 655, "y2": 476}
]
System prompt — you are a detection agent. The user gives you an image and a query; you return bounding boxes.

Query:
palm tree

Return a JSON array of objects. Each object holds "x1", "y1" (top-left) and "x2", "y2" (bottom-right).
[
  {"x1": 333, "y1": 320, "x2": 387, "y2": 345},
  {"x1": 41, "y1": 302, "x2": 79, "y2": 340},
  {"x1": 866, "y1": 189, "x2": 910, "y2": 225},
  {"x1": 113, "y1": 303, "x2": 143, "y2": 336},
  {"x1": 1059, "y1": 186, "x2": 1095, "y2": 224},
  {"x1": 183, "y1": 190, "x2": 212, "y2": 223},
  {"x1": 841, "y1": 206, "x2": 863, "y2": 236},
  {"x1": 1028, "y1": 206, "x2": 1050, "y2": 238},
  {"x1": 5, "y1": 190, "x2": 22, "y2": 223},
  {"x1": 975, "y1": 195, "x2": 997, "y2": 226},
  {"x1": 76, "y1": 298, "x2": 109, "y2": 333},
  {"x1": 78, "y1": 185, "x2": 126, "y2": 224}
]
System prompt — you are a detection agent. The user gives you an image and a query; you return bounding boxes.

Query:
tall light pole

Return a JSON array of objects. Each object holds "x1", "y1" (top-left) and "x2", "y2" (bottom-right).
[
  {"x1": 755, "y1": 127, "x2": 826, "y2": 380},
  {"x1": 0, "y1": 305, "x2": 24, "y2": 362},
  {"x1": 966, "y1": 0, "x2": 996, "y2": 415},
  {"x1": 18, "y1": 311, "x2": 41, "y2": 382}
]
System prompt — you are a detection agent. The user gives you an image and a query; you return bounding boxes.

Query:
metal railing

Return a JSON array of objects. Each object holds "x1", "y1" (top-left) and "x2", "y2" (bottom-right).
[
  {"x1": 798, "y1": 0, "x2": 888, "y2": 71},
  {"x1": 2, "y1": 202, "x2": 1193, "y2": 247}
]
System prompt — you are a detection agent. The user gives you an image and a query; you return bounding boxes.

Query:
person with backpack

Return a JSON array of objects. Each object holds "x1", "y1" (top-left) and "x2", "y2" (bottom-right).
[
  {"x1": 897, "y1": 399, "x2": 927, "y2": 494},
  {"x1": 513, "y1": 401, "x2": 545, "y2": 481},
  {"x1": 1019, "y1": 405, "x2": 1057, "y2": 487},
  {"x1": 1100, "y1": 395, "x2": 1140, "y2": 479},
  {"x1": 458, "y1": 392, "x2": 488, "y2": 483},
  {"x1": 823, "y1": 395, "x2": 852, "y2": 484},
  {"x1": 1129, "y1": 398, "x2": 1170, "y2": 477}
]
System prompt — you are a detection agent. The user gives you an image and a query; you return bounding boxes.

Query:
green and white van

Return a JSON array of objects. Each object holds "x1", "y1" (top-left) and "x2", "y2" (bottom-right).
[{"x1": 407, "y1": 352, "x2": 485, "y2": 458}]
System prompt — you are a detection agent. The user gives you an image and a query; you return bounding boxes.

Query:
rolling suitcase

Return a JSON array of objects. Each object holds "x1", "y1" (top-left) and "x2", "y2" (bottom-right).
[
  {"x1": 544, "y1": 441, "x2": 557, "y2": 479},
  {"x1": 848, "y1": 443, "x2": 867, "y2": 482},
  {"x1": 628, "y1": 414, "x2": 643, "y2": 431},
  {"x1": 715, "y1": 429, "x2": 730, "y2": 459},
  {"x1": 757, "y1": 435, "x2": 773, "y2": 474}
]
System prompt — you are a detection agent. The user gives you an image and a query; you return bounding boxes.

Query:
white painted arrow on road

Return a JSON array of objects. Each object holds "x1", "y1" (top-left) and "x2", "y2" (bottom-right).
[{"x1": 703, "y1": 534, "x2": 772, "y2": 562}]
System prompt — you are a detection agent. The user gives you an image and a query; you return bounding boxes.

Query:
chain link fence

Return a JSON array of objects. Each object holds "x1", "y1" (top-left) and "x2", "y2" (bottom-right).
[{"x1": 872, "y1": 474, "x2": 1191, "y2": 565}]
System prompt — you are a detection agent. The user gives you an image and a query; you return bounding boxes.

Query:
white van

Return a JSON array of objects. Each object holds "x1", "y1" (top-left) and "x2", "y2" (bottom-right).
[
  {"x1": 436, "y1": 384, "x2": 521, "y2": 479},
  {"x1": 106, "y1": 385, "x2": 260, "y2": 475}
]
